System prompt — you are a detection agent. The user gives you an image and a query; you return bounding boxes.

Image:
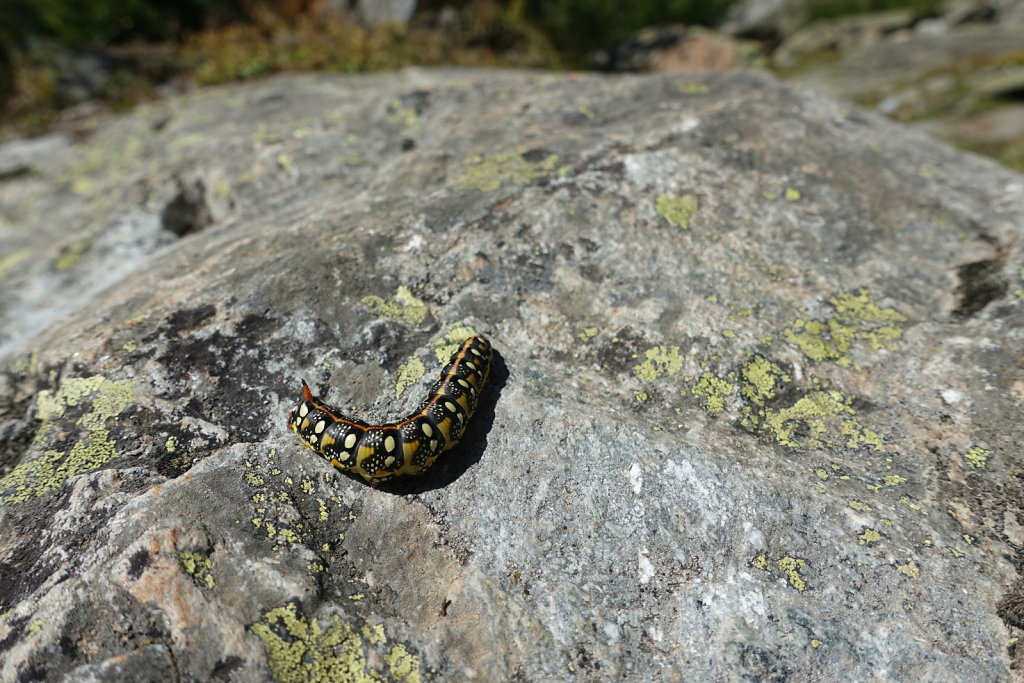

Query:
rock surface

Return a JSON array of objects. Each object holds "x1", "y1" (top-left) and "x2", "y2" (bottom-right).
[{"x1": 0, "y1": 68, "x2": 1022, "y2": 680}]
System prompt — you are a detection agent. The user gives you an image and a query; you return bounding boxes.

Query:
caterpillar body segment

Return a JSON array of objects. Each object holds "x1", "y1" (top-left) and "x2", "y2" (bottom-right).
[{"x1": 287, "y1": 335, "x2": 492, "y2": 485}]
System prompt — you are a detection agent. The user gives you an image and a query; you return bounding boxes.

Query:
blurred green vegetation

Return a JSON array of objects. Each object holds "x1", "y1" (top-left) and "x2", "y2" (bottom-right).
[
  {"x1": 0, "y1": 0, "x2": 1001, "y2": 144},
  {"x1": 804, "y1": 0, "x2": 946, "y2": 22}
]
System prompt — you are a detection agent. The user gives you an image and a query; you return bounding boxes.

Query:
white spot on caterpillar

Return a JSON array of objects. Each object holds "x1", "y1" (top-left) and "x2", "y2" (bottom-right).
[
  {"x1": 299, "y1": 403, "x2": 309, "y2": 417},
  {"x1": 470, "y1": 348, "x2": 482, "y2": 357},
  {"x1": 457, "y1": 379, "x2": 470, "y2": 388},
  {"x1": 466, "y1": 361, "x2": 477, "y2": 371},
  {"x1": 384, "y1": 455, "x2": 396, "y2": 467},
  {"x1": 340, "y1": 452, "x2": 350, "y2": 461},
  {"x1": 430, "y1": 439, "x2": 438, "y2": 452},
  {"x1": 314, "y1": 420, "x2": 326, "y2": 434},
  {"x1": 444, "y1": 401, "x2": 457, "y2": 413},
  {"x1": 309, "y1": 434, "x2": 318, "y2": 444},
  {"x1": 422, "y1": 422, "x2": 433, "y2": 437},
  {"x1": 344, "y1": 433, "x2": 357, "y2": 449},
  {"x1": 384, "y1": 435, "x2": 396, "y2": 452}
]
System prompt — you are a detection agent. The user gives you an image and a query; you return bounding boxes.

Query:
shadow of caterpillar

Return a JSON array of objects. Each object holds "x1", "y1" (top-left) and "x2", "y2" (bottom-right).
[{"x1": 287, "y1": 335, "x2": 492, "y2": 485}]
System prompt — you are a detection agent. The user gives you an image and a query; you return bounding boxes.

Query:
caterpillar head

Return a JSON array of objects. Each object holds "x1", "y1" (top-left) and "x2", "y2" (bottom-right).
[{"x1": 285, "y1": 380, "x2": 317, "y2": 432}]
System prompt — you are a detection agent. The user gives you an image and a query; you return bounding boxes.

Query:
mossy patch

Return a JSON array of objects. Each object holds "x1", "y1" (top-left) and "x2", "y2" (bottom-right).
[
  {"x1": 783, "y1": 289, "x2": 906, "y2": 366},
  {"x1": 655, "y1": 193, "x2": 698, "y2": 230},
  {"x1": 0, "y1": 375, "x2": 135, "y2": 504},
  {"x1": 632, "y1": 345, "x2": 683, "y2": 382},
  {"x1": 451, "y1": 151, "x2": 559, "y2": 191},
  {"x1": 360, "y1": 286, "x2": 427, "y2": 325},
  {"x1": 395, "y1": 357, "x2": 426, "y2": 399},
  {"x1": 252, "y1": 602, "x2": 423, "y2": 683}
]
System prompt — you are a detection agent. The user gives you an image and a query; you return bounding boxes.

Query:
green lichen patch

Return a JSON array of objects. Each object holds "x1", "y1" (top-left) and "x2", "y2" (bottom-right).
[
  {"x1": 177, "y1": 552, "x2": 215, "y2": 589},
  {"x1": 691, "y1": 372, "x2": 733, "y2": 417},
  {"x1": 783, "y1": 289, "x2": 906, "y2": 366},
  {"x1": 433, "y1": 323, "x2": 479, "y2": 364},
  {"x1": 451, "y1": 151, "x2": 559, "y2": 191},
  {"x1": 360, "y1": 286, "x2": 427, "y2": 325},
  {"x1": 744, "y1": 389, "x2": 883, "y2": 451},
  {"x1": 0, "y1": 376, "x2": 135, "y2": 504},
  {"x1": 784, "y1": 187, "x2": 801, "y2": 201},
  {"x1": 740, "y1": 355, "x2": 791, "y2": 406},
  {"x1": 632, "y1": 346, "x2": 683, "y2": 382},
  {"x1": 962, "y1": 446, "x2": 990, "y2": 469},
  {"x1": 252, "y1": 602, "x2": 424, "y2": 683},
  {"x1": 395, "y1": 357, "x2": 426, "y2": 399},
  {"x1": 655, "y1": 193, "x2": 699, "y2": 230}
]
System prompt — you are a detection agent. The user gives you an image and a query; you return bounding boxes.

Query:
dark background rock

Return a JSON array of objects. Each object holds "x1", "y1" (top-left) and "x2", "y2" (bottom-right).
[{"x1": 0, "y1": 68, "x2": 1022, "y2": 679}]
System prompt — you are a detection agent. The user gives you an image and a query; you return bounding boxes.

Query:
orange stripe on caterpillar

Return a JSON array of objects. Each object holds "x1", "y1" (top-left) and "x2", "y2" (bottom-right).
[{"x1": 287, "y1": 335, "x2": 492, "y2": 485}]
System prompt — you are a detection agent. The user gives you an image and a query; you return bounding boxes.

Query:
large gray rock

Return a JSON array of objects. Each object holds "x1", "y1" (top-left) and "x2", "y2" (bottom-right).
[{"x1": 0, "y1": 68, "x2": 1022, "y2": 680}]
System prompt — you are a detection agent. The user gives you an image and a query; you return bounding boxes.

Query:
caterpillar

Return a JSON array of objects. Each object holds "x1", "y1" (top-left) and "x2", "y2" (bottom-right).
[{"x1": 287, "y1": 335, "x2": 492, "y2": 485}]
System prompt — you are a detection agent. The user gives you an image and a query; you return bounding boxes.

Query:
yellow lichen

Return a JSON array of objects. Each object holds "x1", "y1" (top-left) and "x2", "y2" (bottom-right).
[
  {"x1": 691, "y1": 372, "x2": 732, "y2": 416},
  {"x1": 632, "y1": 346, "x2": 683, "y2": 382},
  {"x1": 53, "y1": 239, "x2": 92, "y2": 271},
  {"x1": 252, "y1": 603, "x2": 420, "y2": 683},
  {"x1": 655, "y1": 193, "x2": 699, "y2": 230},
  {"x1": 847, "y1": 500, "x2": 872, "y2": 512},
  {"x1": 678, "y1": 82, "x2": 708, "y2": 93},
  {"x1": 177, "y1": 552, "x2": 215, "y2": 589},
  {"x1": 751, "y1": 554, "x2": 771, "y2": 571},
  {"x1": 395, "y1": 357, "x2": 426, "y2": 399},
  {"x1": 0, "y1": 249, "x2": 28, "y2": 279},
  {"x1": 740, "y1": 355, "x2": 791, "y2": 406},
  {"x1": 452, "y1": 151, "x2": 559, "y2": 191},
  {"x1": 752, "y1": 390, "x2": 881, "y2": 450},
  {"x1": 361, "y1": 286, "x2": 427, "y2": 325},
  {"x1": 433, "y1": 323, "x2": 478, "y2": 364},
  {"x1": 0, "y1": 376, "x2": 135, "y2": 504},
  {"x1": 896, "y1": 559, "x2": 919, "y2": 578},
  {"x1": 962, "y1": 446, "x2": 990, "y2": 469},
  {"x1": 784, "y1": 187, "x2": 801, "y2": 201},
  {"x1": 783, "y1": 289, "x2": 906, "y2": 366},
  {"x1": 384, "y1": 644, "x2": 422, "y2": 683},
  {"x1": 777, "y1": 556, "x2": 808, "y2": 591},
  {"x1": 858, "y1": 529, "x2": 883, "y2": 545}
]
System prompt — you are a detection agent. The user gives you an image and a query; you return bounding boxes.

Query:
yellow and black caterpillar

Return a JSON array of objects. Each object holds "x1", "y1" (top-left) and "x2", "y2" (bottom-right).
[{"x1": 287, "y1": 335, "x2": 492, "y2": 485}]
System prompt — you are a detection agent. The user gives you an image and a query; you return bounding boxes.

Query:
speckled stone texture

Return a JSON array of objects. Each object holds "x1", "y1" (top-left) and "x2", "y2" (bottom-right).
[{"x1": 0, "y1": 68, "x2": 1022, "y2": 681}]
